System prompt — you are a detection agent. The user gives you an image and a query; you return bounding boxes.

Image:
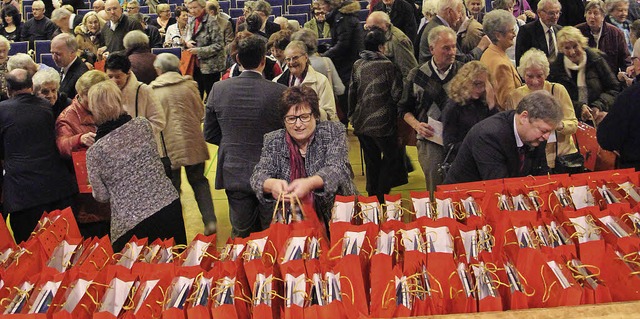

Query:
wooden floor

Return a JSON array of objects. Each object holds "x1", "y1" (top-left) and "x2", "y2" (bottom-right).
[{"x1": 179, "y1": 127, "x2": 427, "y2": 247}]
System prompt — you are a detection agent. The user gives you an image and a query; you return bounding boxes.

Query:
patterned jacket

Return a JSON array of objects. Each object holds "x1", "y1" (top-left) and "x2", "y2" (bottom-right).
[
  {"x1": 186, "y1": 13, "x2": 225, "y2": 74},
  {"x1": 250, "y1": 121, "x2": 357, "y2": 221}
]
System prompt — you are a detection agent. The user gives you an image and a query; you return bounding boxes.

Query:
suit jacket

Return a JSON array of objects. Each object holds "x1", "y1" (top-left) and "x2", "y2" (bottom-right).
[
  {"x1": 60, "y1": 57, "x2": 88, "y2": 98},
  {"x1": 0, "y1": 94, "x2": 77, "y2": 212},
  {"x1": 515, "y1": 19, "x2": 558, "y2": 66},
  {"x1": 444, "y1": 110, "x2": 549, "y2": 184},
  {"x1": 203, "y1": 71, "x2": 287, "y2": 192}
]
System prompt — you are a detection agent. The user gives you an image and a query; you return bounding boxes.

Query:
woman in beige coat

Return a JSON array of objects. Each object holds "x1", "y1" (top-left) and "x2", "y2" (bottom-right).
[{"x1": 150, "y1": 53, "x2": 217, "y2": 235}]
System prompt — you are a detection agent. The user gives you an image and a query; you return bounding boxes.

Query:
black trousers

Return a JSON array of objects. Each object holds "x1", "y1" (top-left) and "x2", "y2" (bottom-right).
[
  {"x1": 225, "y1": 190, "x2": 271, "y2": 238},
  {"x1": 358, "y1": 134, "x2": 408, "y2": 202},
  {"x1": 194, "y1": 66, "x2": 220, "y2": 102},
  {"x1": 9, "y1": 195, "x2": 75, "y2": 244}
]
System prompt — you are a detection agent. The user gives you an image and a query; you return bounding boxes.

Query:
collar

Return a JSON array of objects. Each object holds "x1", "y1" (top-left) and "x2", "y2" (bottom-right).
[
  {"x1": 63, "y1": 56, "x2": 78, "y2": 74},
  {"x1": 435, "y1": 15, "x2": 450, "y2": 27},
  {"x1": 513, "y1": 114, "x2": 524, "y2": 148},
  {"x1": 430, "y1": 59, "x2": 453, "y2": 80},
  {"x1": 69, "y1": 14, "x2": 76, "y2": 29},
  {"x1": 540, "y1": 20, "x2": 552, "y2": 33},
  {"x1": 241, "y1": 69, "x2": 264, "y2": 77}
]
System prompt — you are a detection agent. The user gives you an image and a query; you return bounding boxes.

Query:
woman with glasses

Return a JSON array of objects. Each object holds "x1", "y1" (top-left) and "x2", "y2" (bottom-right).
[
  {"x1": 149, "y1": 3, "x2": 176, "y2": 39},
  {"x1": 303, "y1": 2, "x2": 330, "y2": 39},
  {"x1": 348, "y1": 29, "x2": 406, "y2": 202},
  {"x1": 273, "y1": 40, "x2": 336, "y2": 121},
  {"x1": 250, "y1": 86, "x2": 356, "y2": 231}
]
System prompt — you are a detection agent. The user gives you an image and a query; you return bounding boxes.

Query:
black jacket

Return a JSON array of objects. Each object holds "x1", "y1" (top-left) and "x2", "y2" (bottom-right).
[
  {"x1": 515, "y1": 19, "x2": 559, "y2": 66},
  {"x1": 101, "y1": 14, "x2": 143, "y2": 53},
  {"x1": 323, "y1": 0, "x2": 364, "y2": 85},
  {"x1": 372, "y1": 0, "x2": 417, "y2": 44},
  {"x1": 444, "y1": 110, "x2": 549, "y2": 184},
  {"x1": 60, "y1": 57, "x2": 89, "y2": 99}
]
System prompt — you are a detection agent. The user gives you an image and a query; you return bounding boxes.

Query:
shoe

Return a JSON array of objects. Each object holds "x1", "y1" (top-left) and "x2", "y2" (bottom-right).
[{"x1": 204, "y1": 221, "x2": 217, "y2": 236}]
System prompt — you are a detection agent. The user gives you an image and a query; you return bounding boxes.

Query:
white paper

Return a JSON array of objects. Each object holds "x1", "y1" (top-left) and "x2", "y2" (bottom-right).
[
  {"x1": 514, "y1": 226, "x2": 534, "y2": 248},
  {"x1": 385, "y1": 198, "x2": 402, "y2": 221},
  {"x1": 246, "y1": 238, "x2": 267, "y2": 260},
  {"x1": 143, "y1": 244, "x2": 162, "y2": 263},
  {"x1": 183, "y1": 240, "x2": 211, "y2": 266},
  {"x1": 360, "y1": 201, "x2": 380, "y2": 224},
  {"x1": 461, "y1": 196, "x2": 481, "y2": 216},
  {"x1": 395, "y1": 276, "x2": 412, "y2": 309},
  {"x1": 547, "y1": 261, "x2": 571, "y2": 289},
  {"x1": 435, "y1": 198, "x2": 455, "y2": 219},
  {"x1": 4, "y1": 282, "x2": 34, "y2": 314},
  {"x1": 619, "y1": 182, "x2": 640, "y2": 202},
  {"x1": 332, "y1": 201, "x2": 355, "y2": 222},
  {"x1": 342, "y1": 231, "x2": 366, "y2": 256},
  {"x1": 117, "y1": 242, "x2": 144, "y2": 269},
  {"x1": 569, "y1": 185, "x2": 595, "y2": 209},
  {"x1": 424, "y1": 226, "x2": 454, "y2": 253},
  {"x1": 459, "y1": 229, "x2": 478, "y2": 263},
  {"x1": 283, "y1": 236, "x2": 307, "y2": 262},
  {"x1": 167, "y1": 276, "x2": 195, "y2": 309},
  {"x1": 457, "y1": 263, "x2": 474, "y2": 298},
  {"x1": 134, "y1": 279, "x2": 159, "y2": 314},
  {"x1": 28, "y1": 281, "x2": 61, "y2": 314},
  {"x1": 597, "y1": 185, "x2": 619, "y2": 204},
  {"x1": 401, "y1": 228, "x2": 424, "y2": 252},
  {"x1": 426, "y1": 117, "x2": 443, "y2": 146},
  {"x1": 62, "y1": 279, "x2": 93, "y2": 312},
  {"x1": 473, "y1": 263, "x2": 496, "y2": 300},
  {"x1": 569, "y1": 216, "x2": 602, "y2": 243},
  {"x1": 599, "y1": 215, "x2": 630, "y2": 238},
  {"x1": 411, "y1": 196, "x2": 433, "y2": 218},
  {"x1": 324, "y1": 272, "x2": 341, "y2": 303},
  {"x1": 285, "y1": 274, "x2": 306, "y2": 307},
  {"x1": 99, "y1": 277, "x2": 136, "y2": 315},
  {"x1": 376, "y1": 230, "x2": 395, "y2": 255},
  {"x1": 214, "y1": 276, "x2": 235, "y2": 306}
]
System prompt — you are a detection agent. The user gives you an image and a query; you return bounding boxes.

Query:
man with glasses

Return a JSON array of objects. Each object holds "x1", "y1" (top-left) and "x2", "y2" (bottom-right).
[
  {"x1": 20, "y1": 1, "x2": 56, "y2": 47},
  {"x1": 444, "y1": 90, "x2": 562, "y2": 184},
  {"x1": 99, "y1": 0, "x2": 143, "y2": 55},
  {"x1": 515, "y1": 0, "x2": 562, "y2": 66},
  {"x1": 303, "y1": 2, "x2": 330, "y2": 38},
  {"x1": 204, "y1": 34, "x2": 286, "y2": 238},
  {"x1": 127, "y1": 0, "x2": 140, "y2": 14}
]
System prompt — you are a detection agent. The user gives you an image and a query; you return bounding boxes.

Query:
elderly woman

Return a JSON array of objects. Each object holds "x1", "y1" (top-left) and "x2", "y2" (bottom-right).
[
  {"x1": 493, "y1": 0, "x2": 526, "y2": 65},
  {"x1": 75, "y1": 12, "x2": 104, "y2": 65},
  {"x1": 349, "y1": 29, "x2": 406, "y2": 202},
  {"x1": 442, "y1": 61, "x2": 498, "y2": 164},
  {"x1": 7, "y1": 53, "x2": 50, "y2": 76},
  {"x1": 150, "y1": 53, "x2": 217, "y2": 235},
  {"x1": 250, "y1": 86, "x2": 356, "y2": 228},
  {"x1": 149, "y1": 3, "x2": 176, "y2": 39},
  {"x1": 292, "y1": 28, "x2": 344, "y2": 96},
  {"x1": 273, "y1": 41, "x2": 336, "y2": 121},
  {"x1": 268, "y1": 30, "x2": 292, "y2": 73},
  {"x1": 0, "y1": 6, "x2": 21, "y2": 41},
  {"x1": 0, "y1": 36, "x2": 9, "y2": 101},
  {"x1": 164, "y1": 6, "x2": 189, "y2": 48},
  {"x1": 576, "y1": 0, "x2": 630, "y2": 73},
  {"x1": 505, "y1": 48, "x2": 580, "y2": 172},
  {"x1": 86, "y1": 80, "x2": 186, "y2": 252},
  {"x1": 124, "y1": 30, "x2": 157, "y2": 84},
  {"x1": 32, "y1": 69, "x2": 72, "y2": 118},
  {"x1": 606, "y1": 0, "x2": 633, "y2": 54},
  {"x1": 465, "y1": 0, "x2": 486, "y2": 23},
  {"x1": 547, "y1": 26, "x2": 620, "y2": 124},
  {"x1": 185, "y1": 0, "x2": 225, "y2": 100},
  {"x1": 303, "y1": 1, "x2": 331, "y2": 39},
  {"x1": 56, "y1": 70, "x2": 111, "y2": 238},
  {"x1": 481, "y1": 9, "x2": 522, "y2": 110}
]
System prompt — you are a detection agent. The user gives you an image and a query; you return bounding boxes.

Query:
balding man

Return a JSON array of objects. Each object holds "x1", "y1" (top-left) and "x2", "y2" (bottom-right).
[
  {"x1": 372, "y1": 0, "x2": 417, "y2": 44},
  {"x1": 20, "y1": 1, "x2": 57, "y2": 46},
  {"x1": 365, "y1": 11, "x2": 417, "y2": 78},
  {"x1": 100, "y1": 0, "x2": 143, "y2": 54},
  {"x1": 0, "y1": 69, "x2": 77, "y2": 244},
  {"x1": 51, "y1": 33, "x2": 88, "y2": 97},
  {"x1": 93, "y1": 0, "x2": 105, "y2": 12}
]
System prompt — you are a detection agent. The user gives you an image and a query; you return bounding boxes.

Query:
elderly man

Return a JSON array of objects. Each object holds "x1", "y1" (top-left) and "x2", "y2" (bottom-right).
[
  {"x1": 515, "y1": 0, "x2": 562, "y2": 65},
  {"x1": 417, "y1": 0, "x2": 490, "y2": 64},
  {"x1": 20, "y1": 1, "x2": 56, "y2": 46},
  {"x1": 150, "y1": 53, "x2": 217, "y2": 235},
  {"x1": 51, "y1": 33, "x2": 88, "y2": 98},
  {"x1": 577, "y1": 0, "x2": 630, "y2": 73},
  {"x1": 400, "y1": 26, "x2": 464, "y2": 192},
  {"x1": 127, "y1": 0, "x2": 141, "y2": 14},
  {"x1": 51, "y1": 7, "x2": 82, "y2": 36},
  {"x1": 365, "y1": 11, "x2": 417, "y2": 78},
  {"x1": 444, "y1": 91, "x2": 563, "y2": 184},
  {"x1": 372, "y1": 0, "x2": 417, "y2": 44},
  {"x1": 93, "y1": 0, "x2": 105, "y2": 12},
  {"x1": 100, "y1": 0, "x2": 143, "y2": 54},
  {"x1": 0, "y1": 69, "x2": 77, "y2": 244},
  {"x1": 253, "y1": 0, "x2": 282, "y2": 39},
  {"x1": 204, "y1": 35, "x2": 286, "y2": 238}
]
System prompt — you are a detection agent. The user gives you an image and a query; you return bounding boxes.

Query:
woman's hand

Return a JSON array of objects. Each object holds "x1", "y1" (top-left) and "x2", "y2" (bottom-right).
[
  {"x1": 264, "y1": 178, "x2": 289, "y2": 199},
  {"x1": 287, "y1": 176, "x2": 324, "y2": 200},
  {"x1": 580, "y1": 104, "x2": 593, "y2": 121},
  {"x1": 81, "y1": 132, "x2": 96, "y2": 147}
]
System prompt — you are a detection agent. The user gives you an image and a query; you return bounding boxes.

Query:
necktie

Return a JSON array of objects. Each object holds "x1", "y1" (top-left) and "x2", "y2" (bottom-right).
[
  {"x1": 547, "y1": 28, "x2": 556, "y2": 57},
  {"x1": 518, "y1": 147, "x2": 526, "y2": 174}
]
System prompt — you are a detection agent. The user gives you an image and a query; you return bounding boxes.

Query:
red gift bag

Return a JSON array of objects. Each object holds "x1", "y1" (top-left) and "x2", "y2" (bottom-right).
[
  {"x1": 369, "y1": 253, "x2": 396, "y2": 318},
  {"x1": 74, "y1": 235, "x2": 114, "y2": 274},
  {"x1": 114, "y1": 236, "x2": 147, "y2": 269},
  {"x1": 72, "y1": 151, "x2": 92, "y2": 194},
  {"x1": 125, "y1": 264, "x2": 175, "y2": 319},
  {"x1": 209, "y1": 260, "x2": 251, "y2": 319},
  {"x1": 574, "y1": 122, "x2": 616, "y2": 171},
  {"x1": 275, "y1": 259, "x2": 306, "y2": 319},
  {"x1": 179, "y1": 50, "x2": 195, "y2": 76},
  {"x1": 176, "y1": 233, "x2": 217, "y2": 268}
]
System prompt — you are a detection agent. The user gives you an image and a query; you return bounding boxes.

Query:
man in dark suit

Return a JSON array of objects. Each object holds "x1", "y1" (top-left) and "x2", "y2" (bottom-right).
[
  {"x1": 372, "y1": 0, "x2": 417, "y2": 45},
  {"x1": 515, "y1": 0, "x2": 562, "y2": 66},
  {"x1": 444, "y1": 91, "x2": 563, "y2": 184},
  {"x1": 51, "y1": 7, "x2": 83, "y2": 35},
  {"x1": 0, "y1": 69, "x2": 77, "y2": 244},
  {"x1": 204, "y1": 34, "x2": 287, "y2": 238},
  {"x1": 51, "y1": 33, "x2": 89, "y2": 98}
]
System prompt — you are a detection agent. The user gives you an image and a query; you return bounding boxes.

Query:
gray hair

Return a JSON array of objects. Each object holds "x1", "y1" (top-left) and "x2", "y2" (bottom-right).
[
  {"x1": 605, "y1": 0, "x2": 629, "y2": 14},
  {"x1": 32, "y1": 68, "x2": 61, "y2": 93},
  {"x1": 516, "y1": 90, "x2": 563, "y2": 124},
  {"x1": 7, "y1": 53, "x2": 38, "y2": 76},
  {"x1": 123, "y1": 29, "x2": 149, "y2": 50},
  {"x1": 185, "y1": 0, "x2": 207, "y2": 8},
  {"x1": 291, "y1": 28, "x2": 318, "y2": 54},
  {"x1": 537, "y1": 0, "x2": 561, "y2": 11},
  {"x1": 52, "y1": 33, "x2": 78, "y2": 52},
  {"x1": 153, "y1": 53, "x2": 181, "y2": 73},
  {"x1": 368, "y1": 11, "x2": 391, "y2": 26},
  {"x1": 585, "y1": 0, "x2": 606, "y2": 15},
  {"x1": 254, "y1": 0, "x2": 272, "y2": 15},
  {"x1": 51, "y1": 7, "x2": 72, "y2": 21},
  {"x1": 0, "y1": 35, "x2": 10, "y2": 51},
  {"x1": 32, "y1": 0, "x2": 45, "y2": 9},
  {"x1": 127, "y1": 0, "x2": 139, "y2": 6},
  {"x1": 437, "y1": 0, "x2": 463, "y2": 15},
  {"x1": 285, "y1": 40, "x2": 308, "y2": 55},
  {"x1": 492, "y1": 0, "x2": 514, "y2": 10},
  {"x1": 427, "y1": 25, "x2": 456, "y2": 47},
  {"x1": 517, "y1": 48, "x2": 550, "y2": 78},
  {"x1": 634, "y1": 37, "x2": 640, "y2": 58},
  {"x1": 482, "y1": 9, "x2": 516, "y2": 42},
  {"x1": 422, "y1": 0, "x2": 437, "y2": 16}
]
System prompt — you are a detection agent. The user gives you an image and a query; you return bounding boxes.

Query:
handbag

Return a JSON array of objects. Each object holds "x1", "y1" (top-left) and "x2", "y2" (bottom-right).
[
  {"x1": 554, "y1": 134, "x2": 585, "y2": 174},
  {"x1": 135, "y1": 84, "x2": 172, "y2": 179},
  {"x1": 437, "y1": 143, "x2": 455, "y2": 178}
]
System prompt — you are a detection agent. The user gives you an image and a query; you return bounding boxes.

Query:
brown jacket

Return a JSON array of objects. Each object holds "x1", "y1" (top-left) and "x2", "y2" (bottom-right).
[
  {"x1": 481, "y1": 44, "x2": 523, "y2": 110},
  {"x1": 150, "y1": 71, "x2": 209, "y2": 168}
]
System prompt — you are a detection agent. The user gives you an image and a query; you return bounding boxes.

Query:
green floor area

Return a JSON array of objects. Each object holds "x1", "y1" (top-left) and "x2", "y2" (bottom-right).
[{"x1": 179, "y1": 128, "x2": 427, "y2": 246}]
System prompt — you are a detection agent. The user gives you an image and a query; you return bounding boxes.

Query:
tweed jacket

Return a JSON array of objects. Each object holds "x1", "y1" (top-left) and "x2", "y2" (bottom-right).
[
  {"x1": 250, "y1": 121, "x2": 357, "y2": 221},
  {"x1": 87, "y1": 118, "x2": 178, "y2": 242},
  {"x1": 186, "y1": 12, "x2": 226, "y2": 74}
]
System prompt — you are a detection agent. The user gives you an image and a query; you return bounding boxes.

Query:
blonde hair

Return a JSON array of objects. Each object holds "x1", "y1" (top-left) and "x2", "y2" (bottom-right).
[
  {"x1": 156, "y1": 3, "x2": 170, "y2": 12},
  {"x1": 517, "y1": 48, "x2": 550, "y2": 78},
  {"x1": 556, "y1": 26, "x2": 588, "y2": 49},
  {"x1": 76, "y1": 70, "x2": 109, "y2": 96},
  {"x1": 447, "y1": 61, "x2": 490, "y2": 104},
  {"x1": 88, "y1": 81, "x2": 124, "y2": 125}
]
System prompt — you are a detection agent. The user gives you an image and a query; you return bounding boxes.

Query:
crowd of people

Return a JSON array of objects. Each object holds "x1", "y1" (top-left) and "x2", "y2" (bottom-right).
[{"x1": 0, "y1": 0, "x2": 639, "y2": 245}]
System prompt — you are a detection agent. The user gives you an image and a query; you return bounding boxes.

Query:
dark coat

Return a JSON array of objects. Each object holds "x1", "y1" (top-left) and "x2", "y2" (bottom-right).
[
  {"x1": 60, "y1": 57, "x2": 89, "y2": 99},
  {"x1": 597, "y1": 80, "x2": 640, "y2": 169},
  {"x1": 576, "y1": 22, "x2": 630, "y2": 72},
  {"x1": 323, "y1": 0, "x2": 364, "y2": 85},
  {"x1": 0, "y1": 93, "x2": 77, "y2": 213},
  {"x1": 128, "y1": 49, "x2": 158, "y2": 85},
  {"x1": 101, "y1": 14, "x2": 143, "y2": 53},
  {"x1": 203, "y1": 71, "x2": 286, "y2": 192},
  {"x1": 372, "y1": 0, "x2": 417, "y2": 44},
  {"x1": 515, "y1": 19, "x2": 559, "y2": 66},
  {"x1": 264, "y1": 21, "x2": 281, "y2": 39},
  {"x1": 441, "y1": 98, "x2": 498, "y2": 161},
  {"x1": 145, "y1": 25, "x2": 163, "y2": 48},
  {"x1": 547, "y1": 47, "x2": 620, "y2": 113},
  {"x1": 444, "y1": 110, "x2": 550, "y2": 184},
  {"x1": 417, "y1": 16, "x2": 483, "y2": 64}
]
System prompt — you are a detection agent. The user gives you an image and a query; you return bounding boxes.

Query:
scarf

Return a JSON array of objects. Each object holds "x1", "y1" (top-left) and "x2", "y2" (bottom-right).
[
  {"x1": 563, "y1": 54, "x2": 587, "y2": 87},
  {"x1": 95, "y1": 114, "x2": 132, "y2": 141},
  {"x1": 285, "y1": 132, "x2": 307, "y2": 181}
]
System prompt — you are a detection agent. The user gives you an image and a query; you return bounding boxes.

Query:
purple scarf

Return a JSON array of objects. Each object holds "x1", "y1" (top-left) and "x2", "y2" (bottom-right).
[{"x1": 285, "y1": 132, "x2": 307, "y2": 181}]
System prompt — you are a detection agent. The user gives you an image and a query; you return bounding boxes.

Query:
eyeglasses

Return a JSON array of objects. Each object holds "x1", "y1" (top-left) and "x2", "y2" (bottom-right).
[
  {"x1": 285, "y1": 55, "x2": 304, "y2": 63},
  {"x1": 314, "y1": 11, "x2": 325, "y2": 15},
  {"x1": 542, "y1": 10, "x2": 561, "y2": 16},
  {"x1": 284, "y1": 112, "x2": 313, "y2": 124}
]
